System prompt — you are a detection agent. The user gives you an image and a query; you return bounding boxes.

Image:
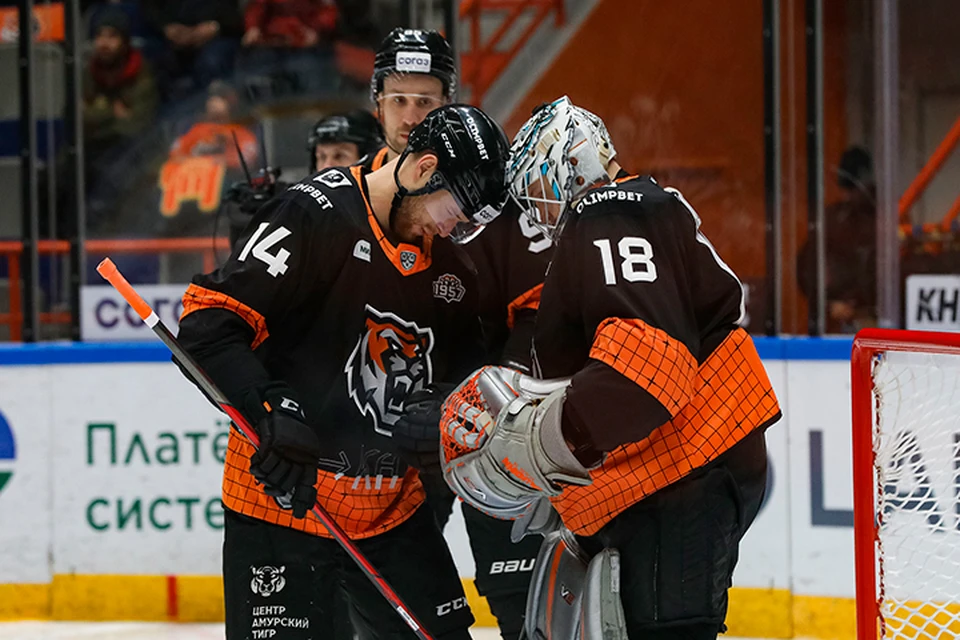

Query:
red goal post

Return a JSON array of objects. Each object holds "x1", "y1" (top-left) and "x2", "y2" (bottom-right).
[{"x1": 852, "y1": 328, "x2": 960, "y2": 640}]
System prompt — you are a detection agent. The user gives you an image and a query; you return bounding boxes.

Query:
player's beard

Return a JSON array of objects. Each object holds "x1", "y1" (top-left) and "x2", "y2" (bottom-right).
[{"x1": 390, "y1": 195, "x2": 427, "y2": 243}]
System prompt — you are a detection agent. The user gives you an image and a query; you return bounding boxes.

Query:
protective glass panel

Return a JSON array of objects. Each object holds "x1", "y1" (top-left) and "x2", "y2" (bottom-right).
[{"x1": 897, "y1": 0, "x2": 960, "y2": 332}]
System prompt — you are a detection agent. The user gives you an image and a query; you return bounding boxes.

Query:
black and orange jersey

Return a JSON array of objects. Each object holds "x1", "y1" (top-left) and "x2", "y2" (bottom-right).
[
  {"x1": 533, "y1": 174, "x2": 781, "y2": 536},
  {"x1": 178, "y1": 165, "x2": 484, "y2": 539},
  {"x1": 464, "y1": 201, "x2": 554, "y2": 371},
  {"x1": 356, "y1": 145, "x2": 551, "y2": 369},
  {"x1": 359, "y1": 146, "x2": 390, "y2": 172}
]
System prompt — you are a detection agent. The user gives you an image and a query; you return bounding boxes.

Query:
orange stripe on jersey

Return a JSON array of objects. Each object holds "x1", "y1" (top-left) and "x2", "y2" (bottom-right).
[
  {"x1": 589, "y1": 318, "x2": 698, "y2": 418},
  {"x1": 350, "y1": 165, "x2": 432, "y2": 276},
  {"x1": 506, "y1": 284, "x2": 544, "y2": 329},
  {"x1": 553, "y1": 328, "x2": 780, "y2": 536},
  {"x1": 221, "y1": 433, "x2": 425, "y2": 539},
  {"x1": 370, "y1": 147, "x2": 389, "y2": 171},
  {"x1": 180, "y1": 284, "x2": 270, "y2": 350}
]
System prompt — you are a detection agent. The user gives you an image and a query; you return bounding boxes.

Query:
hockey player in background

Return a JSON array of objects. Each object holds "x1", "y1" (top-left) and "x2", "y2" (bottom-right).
[
  {"x1": 177, "y1": 104, "x2": 509, "y2": 640},
  {"x1": 441, "y1": 97, "x2": 781, "y2": 639},
  {"x1": 306, "y1": 109, "x2": 384, "y2": 172},
  {"x1": 365, "y1": 28, "x2": 548, "y2": 640},
  {"x1": 363, "y1": 28, "x2": 456, "y2": 172}
]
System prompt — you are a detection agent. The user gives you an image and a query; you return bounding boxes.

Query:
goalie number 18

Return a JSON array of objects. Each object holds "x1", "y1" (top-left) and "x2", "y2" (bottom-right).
[{"x1": 593, "y1": 237, "x2": 658, "y2": 285}]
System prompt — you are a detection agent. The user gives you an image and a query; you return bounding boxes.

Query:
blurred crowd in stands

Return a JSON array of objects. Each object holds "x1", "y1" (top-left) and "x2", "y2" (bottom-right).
[{"x1": 20, "y1": 0, "x2": 393, "y2": 240}]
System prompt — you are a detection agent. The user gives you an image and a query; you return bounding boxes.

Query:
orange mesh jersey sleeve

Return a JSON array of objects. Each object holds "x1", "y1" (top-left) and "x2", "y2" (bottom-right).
[
  {"x1": 554, "y1": 328, "x2": 779, "y2": 535},
  {"x1": 589, "y1": 318, "x2": 698, "y2": 418},
  {"x1": 181, "y1": 284, "x2": 270, "y2": 349}
]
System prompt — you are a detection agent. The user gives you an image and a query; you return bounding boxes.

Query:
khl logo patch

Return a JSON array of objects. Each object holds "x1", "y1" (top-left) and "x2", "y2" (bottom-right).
[{"x1": 399, "y1": 250, "x2": 417, "y2": 271}]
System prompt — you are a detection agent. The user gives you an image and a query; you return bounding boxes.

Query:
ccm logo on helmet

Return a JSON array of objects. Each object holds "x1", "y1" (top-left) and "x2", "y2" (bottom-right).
[
  {"x1": 440, "y1": 132, "x2": 456, "y2": 158},
  {"x1": 464, "y1": 113, "x2": 489, "y2": 161},
  {"x1": 396, "y1": 51, "x2": 432, "y2": 73}
]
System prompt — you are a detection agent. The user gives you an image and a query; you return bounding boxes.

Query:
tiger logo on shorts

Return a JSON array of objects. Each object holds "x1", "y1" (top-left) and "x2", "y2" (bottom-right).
[
  {"x1": 345, "y1": 305, "x2": 435, "y2": 436},
  {"x1": 250, "y1": 565, "x2": 286, "y2": 597}
]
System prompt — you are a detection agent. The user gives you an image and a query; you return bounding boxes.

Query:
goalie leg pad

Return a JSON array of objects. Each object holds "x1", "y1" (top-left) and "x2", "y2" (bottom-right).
[
  {"x1": 523, "y1": 529, "x2": 589, "y2": 640},
  {"x1": 579, "y1": 548, "x2": 628, "y2": 640}
]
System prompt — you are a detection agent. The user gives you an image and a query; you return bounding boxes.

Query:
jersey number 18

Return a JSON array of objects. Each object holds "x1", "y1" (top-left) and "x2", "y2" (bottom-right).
[{"x1": 593, "y1": 237, "x2": 658, "y2": 285}]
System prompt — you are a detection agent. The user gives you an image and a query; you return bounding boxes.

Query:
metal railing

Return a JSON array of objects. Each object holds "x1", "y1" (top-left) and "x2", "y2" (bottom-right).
[
  {"x1": 0, "y1": 237, "x2": 230, "y2": 341},
  {"x1": 459, "y1": 0, "x2": 565, "y2": 103}
]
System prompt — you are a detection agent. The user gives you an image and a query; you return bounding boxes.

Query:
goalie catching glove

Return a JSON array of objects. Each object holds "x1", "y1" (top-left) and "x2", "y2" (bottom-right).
[
  {"x1": 440, "y1": 367, "x2": 593, "y2": 519},
  {"x1": 246, "y1": 384, "x2": 321, "y2": 519}
]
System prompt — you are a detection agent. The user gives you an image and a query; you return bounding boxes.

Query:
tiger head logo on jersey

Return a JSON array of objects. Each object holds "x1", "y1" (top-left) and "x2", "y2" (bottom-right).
[
  {"x1": 345, "y1": 305, "x2": 435, "y2": 435},
  {"x1": 250, "y1": 566, "x2": 286, "y2": 597}
]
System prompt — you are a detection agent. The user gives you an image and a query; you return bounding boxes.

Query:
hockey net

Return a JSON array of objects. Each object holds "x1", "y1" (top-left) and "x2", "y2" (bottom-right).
[{"x1": 852, "y1": 329, "x2": 960, "y2": 640}]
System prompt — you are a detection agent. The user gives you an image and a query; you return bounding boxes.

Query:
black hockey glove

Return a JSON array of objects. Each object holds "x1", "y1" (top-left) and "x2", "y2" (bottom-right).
[
  {"x1": 247, "y1": 385, "x2": 321, "y2": 519},
  {"x1": 392, "y1": 383, "x2": 456, "y2": 477}
]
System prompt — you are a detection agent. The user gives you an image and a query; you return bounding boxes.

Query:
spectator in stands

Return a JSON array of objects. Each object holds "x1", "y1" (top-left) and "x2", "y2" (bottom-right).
[
  {"x1": 86, "y1": 0, "x2": 166, "y2": 66},
  {"x1": 240, "y1": 0, "x2": 339, "y2": 97},
  {"x1": 143, "y1": 0, "x2": 243, "y2": 98},
  {"x1": 168, "y1": 81, "x2": 258, "y2": 170},
  {"x1": 82, "y1": 8, "x2": 159, "y2": 173},
  {"x1": 798, "y1": 145, "x2": 878, "y2": 333},
  {"x1": 87, "y1": 2, "x2": 144, "y2": 41}
]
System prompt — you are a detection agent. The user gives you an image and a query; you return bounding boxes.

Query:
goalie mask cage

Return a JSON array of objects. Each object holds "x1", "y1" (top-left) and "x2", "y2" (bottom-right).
[{"x1": 852, "y1": 328, "x2": 960, "y2": 640}]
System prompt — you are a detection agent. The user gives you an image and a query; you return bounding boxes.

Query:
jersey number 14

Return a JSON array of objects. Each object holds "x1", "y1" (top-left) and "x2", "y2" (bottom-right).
[
  {"x1": 238, "y1": 222, "x2": 292, "y2": 278},
  {"x1": 593, "y1": 237, "x2": 658, "y2": 285}
]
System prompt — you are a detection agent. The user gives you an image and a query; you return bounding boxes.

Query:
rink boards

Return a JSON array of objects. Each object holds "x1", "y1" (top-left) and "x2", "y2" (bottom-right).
[{"x1": 0, "y1": 338, "x2": 876, "y2": 637}]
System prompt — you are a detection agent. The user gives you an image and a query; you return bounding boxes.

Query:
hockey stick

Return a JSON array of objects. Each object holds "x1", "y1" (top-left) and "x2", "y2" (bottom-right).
[{"x1": 96, "y1": 258, "x2": 434, "y2": 640}]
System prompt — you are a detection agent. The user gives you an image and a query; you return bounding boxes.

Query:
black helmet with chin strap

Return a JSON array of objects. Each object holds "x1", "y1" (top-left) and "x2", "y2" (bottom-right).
[
  {"x1": 391, "y1": 104, "x2": 509, "y2": 244},
  {"x1": 371, "y1": 28, "x2": 457, "y2": 101},
  {"x1": 306, "y1": 110, "x2": 384, "y2": 172}
]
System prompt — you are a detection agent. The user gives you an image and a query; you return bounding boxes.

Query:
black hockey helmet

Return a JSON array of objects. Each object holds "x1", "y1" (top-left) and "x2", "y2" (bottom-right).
[
  {"x1": 371, "y1": 28, "x2": 457, "y2": 101},
  {"x1": 392, "y1": 104, "x2": 509, "y2": 243},
  {"x1": 306, "y1": 110, "x2": 384, "y2": 171}
]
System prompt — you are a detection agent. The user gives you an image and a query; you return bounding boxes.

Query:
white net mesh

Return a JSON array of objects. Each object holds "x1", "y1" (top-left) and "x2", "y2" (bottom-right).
[{"x1": 872, "y1": 350, "x2": 960, "y2": 638}]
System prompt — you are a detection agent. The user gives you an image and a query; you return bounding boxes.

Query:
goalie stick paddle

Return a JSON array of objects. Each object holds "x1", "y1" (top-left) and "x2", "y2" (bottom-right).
[{"x1": 96, "y1": 258, "x2": 434, "y2": 640}]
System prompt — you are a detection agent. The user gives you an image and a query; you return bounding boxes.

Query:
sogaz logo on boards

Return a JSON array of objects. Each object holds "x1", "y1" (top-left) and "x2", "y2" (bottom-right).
[{"x1": 0, "y1": 409, "x2": 15, "y2": 495}]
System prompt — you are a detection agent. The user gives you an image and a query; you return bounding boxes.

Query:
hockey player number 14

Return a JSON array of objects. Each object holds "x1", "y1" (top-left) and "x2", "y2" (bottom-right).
[
  {"x1": 593, "y1": 237, "x2": 658, "y2": 285},
  {"x1": 238, "y1": 222, "x2": 292, "y2": 277}
]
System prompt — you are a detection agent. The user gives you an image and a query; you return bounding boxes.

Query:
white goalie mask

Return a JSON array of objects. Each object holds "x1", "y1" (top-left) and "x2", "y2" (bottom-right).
[{"x1": 506, "y1": 96, "x2": 617, "y2": 240}]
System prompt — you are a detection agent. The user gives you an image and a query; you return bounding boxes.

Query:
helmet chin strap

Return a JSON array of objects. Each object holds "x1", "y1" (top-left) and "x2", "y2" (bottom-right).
[
  {"x1": 389, "y1": 149, "x2": 411, "y2": 232},
  {"x1": 391, "y1": 150, "x2": 448, "y2": 232}
]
